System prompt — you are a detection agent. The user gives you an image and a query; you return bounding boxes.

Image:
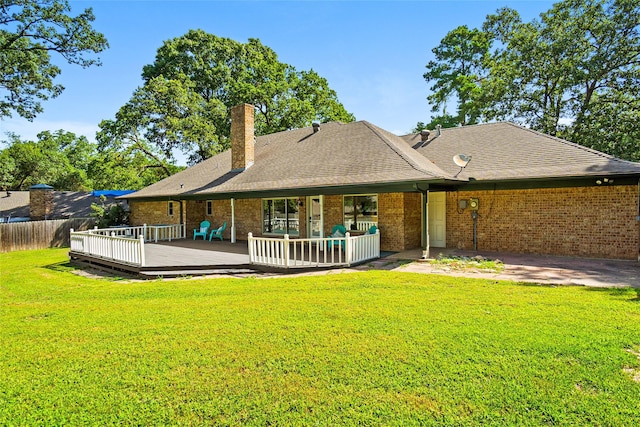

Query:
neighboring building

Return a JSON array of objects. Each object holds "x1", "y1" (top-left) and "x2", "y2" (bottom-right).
[
  {"x1": 0, "y1": 186, "x2": 133, "y2": 223},
  {"x1": 124, "y1": 104, "x2": 640, "y2": 261}
]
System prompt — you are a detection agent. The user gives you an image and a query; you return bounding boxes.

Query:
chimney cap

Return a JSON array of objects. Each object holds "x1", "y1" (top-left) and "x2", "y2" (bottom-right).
[{"x1": 30, "y1": 184, "x2": 54, "y2": 190}]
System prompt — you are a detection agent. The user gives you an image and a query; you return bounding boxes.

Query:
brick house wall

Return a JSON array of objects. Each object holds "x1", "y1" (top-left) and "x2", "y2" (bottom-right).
[
  {"x1": 446, "y1": 185, "x2": 640, "y2": 260},
  {"x1": 129, "y1": 200, "x2": 183, "y2": 227},
  {"x1": 378, "y1": 192, "x2": 422, "y2": 252},
  {"x1": 130, "y1": 192, "x2": 425, "y2": 252}
]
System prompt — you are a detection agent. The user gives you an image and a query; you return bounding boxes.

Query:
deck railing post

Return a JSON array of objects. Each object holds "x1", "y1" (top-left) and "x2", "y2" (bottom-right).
[
  {"x1": 139, "y1": 235, "x2": 145, "y2": 266},
  {"x1": 345, "y1": 232, "x2": 352, "y2": 266},
  {"x1": 248, "y1": 232, "x2": 254, "y2": 263},
  {"x1": 284, "y1": 234, "x2": 290, "y2": 268}
]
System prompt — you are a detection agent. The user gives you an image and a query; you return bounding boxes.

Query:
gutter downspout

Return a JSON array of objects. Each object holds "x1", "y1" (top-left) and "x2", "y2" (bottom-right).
[{"x1": 231, "y1": 198, "x2": 236, "y2": 243}]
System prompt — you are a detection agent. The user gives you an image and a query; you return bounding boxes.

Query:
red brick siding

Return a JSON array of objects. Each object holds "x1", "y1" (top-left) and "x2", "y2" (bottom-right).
[{"x1": 446, "y1": 186, "x2": 640, "y2": 260}]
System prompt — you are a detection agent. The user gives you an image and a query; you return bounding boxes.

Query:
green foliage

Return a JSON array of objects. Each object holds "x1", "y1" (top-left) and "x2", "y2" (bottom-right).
[
  {"x1": 100, "y1": 30, "x2": 355, "y2": 166},
  {"x1": 0, "y1": 131, "x2": 175, "y2": 191},
  {"x1": 0, "y1": 0, "x2": 108, "y2": 120},
  {"x1": 429, "y1": 254, "x2": 505, "y2": 272},
  {"x1": 1, "y1": 249, "x2": 639, "y2": 425},
  {"x1": 0, "y1": 130, "x2": 93, "y2": 190},
  {"x1": 420, "y1": 0, "x2": 640, "y2": 161},
  {"x1": 423, "y1": 25, "x2": 490, "y2": 126},
  {"x1": 90, "y1": 195, "x2": 129, "y2": 227}
]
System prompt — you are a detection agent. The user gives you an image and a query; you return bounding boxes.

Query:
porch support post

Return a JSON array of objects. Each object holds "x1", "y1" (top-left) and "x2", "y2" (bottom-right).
[
  {"x1": 423, "y1": 189, "x2": 429, "y2": 259},
  {"x1": 231, "y1": 198, "x2": 236, "y2": 243},
  {"x1": 414, "y1": 184, "x2": 430, "y2": 260}
]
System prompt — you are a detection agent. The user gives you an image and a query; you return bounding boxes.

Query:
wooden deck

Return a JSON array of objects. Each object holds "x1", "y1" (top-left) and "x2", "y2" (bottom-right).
[
  {"x1": 71, "y1": 239, "x2": 254, "y2": 278},
  {"x1": 70, "y1": 238, "x2": 349, "y2": 279}
]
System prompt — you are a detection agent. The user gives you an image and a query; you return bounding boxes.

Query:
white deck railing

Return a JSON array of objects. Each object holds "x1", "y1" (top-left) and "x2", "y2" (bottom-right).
[
  {"x1": 344, "y1": 220, "x2": 377, "y2": 232},
  {"x1": 248, "y1": 230, "x2": 380, "y2": 269},
  {"x1": 69, "y1": 224, "x2": 185, "y2": 267}
]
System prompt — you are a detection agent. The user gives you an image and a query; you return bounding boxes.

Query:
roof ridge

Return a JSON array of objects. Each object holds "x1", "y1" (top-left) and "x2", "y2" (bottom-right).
[{"x1": 360, "y1": 121, "x2": 451, "y2": 179}]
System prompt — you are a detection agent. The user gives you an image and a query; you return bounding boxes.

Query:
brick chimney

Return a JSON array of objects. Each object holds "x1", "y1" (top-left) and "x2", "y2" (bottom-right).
[
  {"x1": 231, "y1": 103, "x2": 255, "y2": 171},
  {"x1": 29, "y1": 184, "x2": 54, "y2": 220}
]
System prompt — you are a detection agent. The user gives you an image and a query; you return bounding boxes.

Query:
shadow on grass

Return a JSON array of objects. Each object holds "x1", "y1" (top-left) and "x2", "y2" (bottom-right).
[
  {"x1": 45, "y1": 261, "x2": 76, "y2": 273},
  {"x1": 583, "y1": 286, "x2": 640, "y2": 302},
  {"x1": 45, "y1": 261, "x2": 133, "y2": 281},
  {"x1": 511, "y1": 281, "x2": 640, "y2": 302}
]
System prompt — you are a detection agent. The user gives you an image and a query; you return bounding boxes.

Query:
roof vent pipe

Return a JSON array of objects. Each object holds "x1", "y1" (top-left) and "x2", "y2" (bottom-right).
[
  {"x1": 312, "y1": 123, "x2": 320, "y2": 133},
  {"x1": 436, "y1": 124, "x2": 442, "y2": 137},
  {"x1": 420, "y1": 130, "x2": 430, "y2": 142}
]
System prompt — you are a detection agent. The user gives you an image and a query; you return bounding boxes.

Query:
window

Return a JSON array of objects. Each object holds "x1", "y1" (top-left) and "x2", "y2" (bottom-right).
[
  {"x1": 168, "y1": 201, "x2": 174, "y2": 216},
  {"x1": 206, "y1": 200, "x2": 213, "y2": 216},
  {"x1": 344, "y1": 194, "x2": 377, "y2": 231},
  {"x1": 262, "y1": 198, "x2": 299, "y2": 236}
]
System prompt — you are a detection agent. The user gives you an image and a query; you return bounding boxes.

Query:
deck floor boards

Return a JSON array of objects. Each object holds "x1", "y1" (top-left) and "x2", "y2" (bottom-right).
[{"x1": 144, "y1": 239, "x2": 250, "y2": 268}]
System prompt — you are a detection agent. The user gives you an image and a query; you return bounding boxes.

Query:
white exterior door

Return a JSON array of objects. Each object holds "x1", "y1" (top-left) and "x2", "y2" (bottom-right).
[
  {"x1": 428, "y1": 192, "x2": 446, "y2": 248},
  {"x1": 307, "y1": 196, "x2": 323, "y2": 238}
]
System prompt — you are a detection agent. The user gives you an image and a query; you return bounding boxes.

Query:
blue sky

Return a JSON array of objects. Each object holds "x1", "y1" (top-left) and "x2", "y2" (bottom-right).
[{"x1": 1, "y1": 0, "x2": 555, "y2": 164}]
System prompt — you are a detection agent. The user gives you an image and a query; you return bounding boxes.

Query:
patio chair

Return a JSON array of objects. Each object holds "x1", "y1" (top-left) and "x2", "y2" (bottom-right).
[
  {"x1": 365, "y1": 225, "x2": 378, "y2": 235},
  {"x1": 209, "y1": 222, "x2": 227, "y2": 241},
  {"x1": 327, "y1": 224, "x2": 347, "y2": 250},
  {"x1": 193, "y1": 220, "x2": 211, "y2": 240}
]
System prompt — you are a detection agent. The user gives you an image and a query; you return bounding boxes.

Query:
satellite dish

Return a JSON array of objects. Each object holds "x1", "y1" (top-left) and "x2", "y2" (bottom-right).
[{"x1": 453, "y1": 154, "x2": 472, "y2": 168}]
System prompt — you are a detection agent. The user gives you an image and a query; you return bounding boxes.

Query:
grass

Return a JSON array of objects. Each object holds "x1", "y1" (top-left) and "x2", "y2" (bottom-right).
[
  {"x1": 1, "y1": 249, "x2": 639, "y2": 426},
  {"x1": 429, "y1": 254, "x2": 505, "y2": 272}
]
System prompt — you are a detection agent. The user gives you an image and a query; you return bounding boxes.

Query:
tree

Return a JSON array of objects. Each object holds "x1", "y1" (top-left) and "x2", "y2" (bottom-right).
[
  {"x1": 100, "y1": 30, "x2": 354, "y2": 166},
  {"x1": 0, "y1": 0, "x2": 108, "y2": 120},
  {"x1": 423, "y1": 25, "x2": 491, "y2": 126},
  {"x1": 420, "y1": 0, "x2": 640, "y2": 161},
  {"x1": 0, "y1": 130, "x2": 94, "y2": 190}
]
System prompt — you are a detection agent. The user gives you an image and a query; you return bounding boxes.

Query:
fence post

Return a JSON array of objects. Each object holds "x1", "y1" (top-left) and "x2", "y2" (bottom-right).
[
  {"x1": 247, "y1": 232, "x2": 253, "y2": 263},
  {"x1": 284, "y1": 234, "x2": 290, "y2": 268},
  {"x1": 139, "y1": 235, "x2": 145, "y2": 266}
]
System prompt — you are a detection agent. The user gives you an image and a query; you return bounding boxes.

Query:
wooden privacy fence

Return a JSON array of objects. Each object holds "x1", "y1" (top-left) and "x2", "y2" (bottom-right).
[{"x1": 0, "y1": 218, "x2": 95, "y2": 253}]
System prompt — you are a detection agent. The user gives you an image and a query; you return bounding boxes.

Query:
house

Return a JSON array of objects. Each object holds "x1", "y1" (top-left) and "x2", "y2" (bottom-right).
[
  {"x1": 0, "y1": 185, "x2": 133, "y2": 223},
  {"x1": 124, "y1": 104, "x2": 640, "y2": 261}
]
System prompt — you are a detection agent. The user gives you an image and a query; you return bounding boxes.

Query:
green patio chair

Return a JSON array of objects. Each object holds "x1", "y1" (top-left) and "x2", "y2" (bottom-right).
[
  {"x1": 365, "y1": 225, "x2": 378, "y2": 235},
  {"x1": 327, "y1": 224, "x2": 347, "y2": 250},
  {"x1": 193, "y1": 220, "x2": 211, "y2": 240},
  {"x1": 209, "y1": 222, "x2": 227, "y2": 241}
]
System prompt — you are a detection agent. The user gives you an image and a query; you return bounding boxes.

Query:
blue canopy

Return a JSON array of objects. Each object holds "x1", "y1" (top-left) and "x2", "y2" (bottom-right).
[{"x1": 91, "y1": 190, "x2": 136, "y2": 198}]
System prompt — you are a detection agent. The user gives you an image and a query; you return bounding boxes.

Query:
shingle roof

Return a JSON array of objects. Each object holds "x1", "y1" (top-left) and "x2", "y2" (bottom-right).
[
  {"x1": 0, "y1": 191, "x2": 30, "y2": 218},
  {"x1": 127, "y1": 121, "x2": 454, "y2": 199},
  {"x1": 0, "y1": 191, "x2": 127, "y2": 220},
  {"x1": 127, "y1": 120, "x2": 640, "y2": 200},
  {"x1": 401, "y1": 122, "x2": 640, "y2": 181}
]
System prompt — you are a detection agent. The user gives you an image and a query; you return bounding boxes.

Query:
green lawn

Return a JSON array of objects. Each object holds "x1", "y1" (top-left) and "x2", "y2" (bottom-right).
[{"x1": 1, "y1": 249, "x2": 639, "y2": 426}]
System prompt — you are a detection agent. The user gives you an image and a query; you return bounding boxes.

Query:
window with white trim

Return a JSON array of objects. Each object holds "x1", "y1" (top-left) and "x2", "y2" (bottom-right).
[
  {"x1": 343, "y1": 194, "x2": 378, "y2": 231},
  {"x1": 262, "y1": 198, "x2": 299, "y2": 236}
]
